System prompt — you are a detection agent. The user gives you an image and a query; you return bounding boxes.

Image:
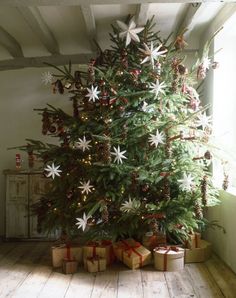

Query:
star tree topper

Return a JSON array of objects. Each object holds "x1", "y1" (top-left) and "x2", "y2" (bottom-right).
[
  {"x1": 44, "y1": 163, "x2": 62, "y2": 179},
  {"x1": 76, "y1": 213, "x2": 91, "y2": 231},
  {"x1": 111, "y1": 145, "x2": 127, "y2": 164},
  {"x1": 117, "y1": 19, "x2": 144, "y2": 47},
  {"x1": 148, "y1": 129, "x2": 165, "y2": 148},
  {"x1": 79, "y1": 180, "x2": 94, "y2": 195}
]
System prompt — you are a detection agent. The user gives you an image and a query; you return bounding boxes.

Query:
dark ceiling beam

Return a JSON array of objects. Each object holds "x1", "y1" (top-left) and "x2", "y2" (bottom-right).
[
  {"x1": 0, "y1": 26, "x2": 23, "y2": 57},
  {"x1": 80, "y1": 4, "x2": 97, "y2": 52},
  {"x1": 17, "y1": 6, "x2": 60, "y2": 54},
  {"x1": 0, "y1": 0, "x2": 234, "y2": 6},
  {"x1": 0, "y1": 53, "x2": 95, "y2": 71}
]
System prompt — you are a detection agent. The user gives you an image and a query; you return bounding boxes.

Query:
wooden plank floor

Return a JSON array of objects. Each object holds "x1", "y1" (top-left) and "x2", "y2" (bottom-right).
[{"x1": 0, "y1": 242, "x2": 235, "y2": 298}]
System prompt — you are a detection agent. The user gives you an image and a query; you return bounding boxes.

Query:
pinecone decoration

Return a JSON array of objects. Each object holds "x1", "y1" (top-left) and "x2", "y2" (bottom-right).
[
  {"x1": 88, "y1": 59, "x2": 95, "y2": 84},
  {"x1": 201, "y1": 175, "x2": 208, "y2": 206},
  {"x1": 163, "y1": 177, "x2": 171, "y2": 200},
  {"x1": 98, "y1": 140, "x2": 111, "y2": 164},
  {"x1": 151, "y1": 219, "x2": 159, "y2": 234},
  {"x1": 102, "y1": 205, "x2": 109, "y2": 223},
  {"x1": 120, "y1": 49, "x2": 128, "y2": 69},
  {"x1": 222, "y1": 172, "x2": 229, "y2": 191},
  {"x1": 194, "y1": 200, "x2": 203, "y2": 219}
]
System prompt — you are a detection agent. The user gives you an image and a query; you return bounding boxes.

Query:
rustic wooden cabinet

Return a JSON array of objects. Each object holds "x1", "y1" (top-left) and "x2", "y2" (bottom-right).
[{"x1": 4, "y1": 170, "x2": 52, "y2": 239}]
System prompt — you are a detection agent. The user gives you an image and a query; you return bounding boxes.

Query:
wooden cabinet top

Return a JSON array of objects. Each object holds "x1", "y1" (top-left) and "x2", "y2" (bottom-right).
[{"x1": 3, "y1": 169, "x2": 43, "y2": 175}]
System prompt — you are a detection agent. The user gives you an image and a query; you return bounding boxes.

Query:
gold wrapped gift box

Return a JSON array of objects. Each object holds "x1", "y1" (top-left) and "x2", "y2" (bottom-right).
[
  {"x1": 113, "y1": 238, "x2": 152, "y2": 270},
  {"x1": 154, "y1": 246, "x2": 185, "y2": 271},
  {"x1": 186, "y1": 232, "x2": 201, "y2": 249},
  {"x1": 185, "y1": 239, "x2": 212, "y2": 263},
  {"x1": 51, "y1": 244, "x2": 83, "y2": 268},
  {"x1": 85, "y1": 256, "x2": 107, "y2": 273},
  {"x1": 62, "y1": 259, "x2": 78, "y2": 274}
]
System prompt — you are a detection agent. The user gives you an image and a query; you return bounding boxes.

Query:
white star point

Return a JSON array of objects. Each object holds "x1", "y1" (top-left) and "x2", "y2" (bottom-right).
[
  {"x1": 76, "y1": 213, "x2": 91, "y2": 231},
  {"x1": 178, "y1": 173, "x2": 195, "y2": 192},
  {"x1": 44, "y1": 163, "x2": 62, "y2": 179},
  {"x1": 111, "y1": 145, "x2": 127, "y2": 164},
  {"x1": 85, "y1": 85, "x2": 100, "y2": 102},
  {"x1": 148, "y1": 129, "x2": 165, "y2": 148},
  {"x1": 79, "y1": 180, "x2": 94, "y2": 195},
  {"x1": 117, "y1": 19, "x2": 144, "y2": 47}
]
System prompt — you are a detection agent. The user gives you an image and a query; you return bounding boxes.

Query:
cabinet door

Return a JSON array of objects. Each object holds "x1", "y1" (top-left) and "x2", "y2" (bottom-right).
[
  {"x1": 6, "y1": 175, "x2": 28, "y2": 238},
  {"x1": 29, "y1": 174, "x2": 51, "y2": 238}
]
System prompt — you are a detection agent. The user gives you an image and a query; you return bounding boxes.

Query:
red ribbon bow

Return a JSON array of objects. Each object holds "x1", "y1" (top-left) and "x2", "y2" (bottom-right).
[{"x1": 117, "y1": 240, "x2": 143, "y2": 266}]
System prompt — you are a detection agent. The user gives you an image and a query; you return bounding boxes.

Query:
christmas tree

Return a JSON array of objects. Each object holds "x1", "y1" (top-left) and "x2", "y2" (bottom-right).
[{"x1": 19, "y1": 17, "x2": 220, "y2": 243}]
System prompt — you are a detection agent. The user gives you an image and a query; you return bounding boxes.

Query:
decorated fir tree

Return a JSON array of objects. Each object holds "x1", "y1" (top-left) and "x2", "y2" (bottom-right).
[{"x1": 18, "y1": 17, "x2": 220, "y2": 243}]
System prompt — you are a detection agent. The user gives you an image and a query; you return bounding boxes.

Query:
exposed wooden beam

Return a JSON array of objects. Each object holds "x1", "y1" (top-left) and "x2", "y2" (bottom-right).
[
  {"x1": 0, "y1": 53, "x2": 95, "y2": 71},
  {"x1": 0, "y1": 0, "x2": 235, "y2": 6},
  {"x1": 176, "y1": 3, "x2": 203, "y2": 38},
  {"x1": 80, "y1": 4, "x2": 97, "y2": 52},
  {"x1": 0, "y1": 26, "x2": 23, "y2": 57},
  {"x1": 17, "y1": 6, "x2": 59, "y2": 54},
  {"x1": 136, "y1": 4, "x2": 149, "y2": 26}
]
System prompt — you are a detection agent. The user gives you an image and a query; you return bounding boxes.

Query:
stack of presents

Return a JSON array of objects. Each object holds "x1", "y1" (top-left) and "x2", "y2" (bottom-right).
[{"x1": 51, "y1": 232, "x2": 212, "y2": 274}]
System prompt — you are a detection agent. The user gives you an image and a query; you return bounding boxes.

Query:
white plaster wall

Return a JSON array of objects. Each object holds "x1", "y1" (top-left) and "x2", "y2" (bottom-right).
[{"x1": 0, "y1": 67, "x2": 71, "y2": 236}]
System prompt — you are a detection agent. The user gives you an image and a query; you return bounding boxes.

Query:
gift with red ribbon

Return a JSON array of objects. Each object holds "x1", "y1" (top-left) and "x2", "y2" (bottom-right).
[
  {"x1": 186, "y1": 232, "x2": 201, "y2": 249},
  {"x1": 113, "y1": 238, "x2": 151, "y2": 269},
  {"x1": 85, "y1": 255, "x2": 107, "y2": 273},
  {"x1": 142, "y1": 231, "x2": 167, "y2": 250},
  {"x1": 51, "y1": 243, "x2": 83, "y2": 268},
  {"x1": 154, "y1": 245, "x2": 185, "y2": 271},
  {"x1": 83, "y1": 240, "x2": 115, "y2": 266}
]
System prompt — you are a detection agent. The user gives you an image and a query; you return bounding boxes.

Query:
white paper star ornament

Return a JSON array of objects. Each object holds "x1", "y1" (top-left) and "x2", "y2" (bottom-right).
[
  {"x1": 111, "y1": 145, "x2": 127, "y2": 164},
  {"x1": 86, "y1": 85, "x2": 100, "y2": 102},
  {"x1": 76, "y1": 136, "x2": 92, "y2": 152},
  {"x1": 149, "y1": 80, "x2": 167, "y2": 98},
  {"x1": 44, "y1": 163, "x2": 62, "y2": 179},
  {"x1": 178, "y1": 173, "x2": 195, "y2": 192},
  {"x1": 139, "y1": 42, "x2": 167, "y2": 68},
  {"x1": 76, "y1": 213, "x2": 91, "y2": 231},
  {"x1": 196, "y1": 112, "x2": 212, "y2": 130},
  {"x1": 148, "y1": 129, "x2": 165, "y2": 148},
  {"x1": 79, "y1": 180, "x2": 94, "y2": 195},
  {"x1": 117, "y1": 19, "x2": 144, "y2": 47},
  {"x1": 41, "y1": 71, "x2": 53, "y2": 85}
]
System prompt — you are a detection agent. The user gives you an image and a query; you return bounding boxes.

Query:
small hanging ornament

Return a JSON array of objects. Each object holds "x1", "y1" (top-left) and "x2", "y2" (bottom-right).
[
  {"x1": 212, "y1": 61, "x2": 219, "y2": 69},
  {"x1": 155, "y1": 62, "x2": 162, "y2": 76},
  {"x1": 48, "y1": 125, "x2": 57, "y2": 134},
  {"x1": 100, "y1": 91, "x2": 110, "y2": 106},
  {"x1": 201, "y1": 175, "x2": 208, "y2": 206},
  {"x1": 101, "y1": 204, "x2": 109, "y2": 223},
  {"x1": 88, "y1": 59, "x2": 96, "y2": 83},
  {"x1": 42, "y1": 109, "x2": 50, "y2": 135},
  {"x1": 27, "y1": 146, "x2": 34, "y2": 169},
  {"x1": 178, "y1": 64, "x2": 188, "y2": 75},
  {"x1": 175, "y1": 34, "x2": 188, "y2": 50},
  {"x1": 15, "y1": 153, "x2": 22, "y2": 169},
  {"x1": 222, "y1": 172, "x2": 229, "y2": 191},
  {"x1": 53, "y1": 80, "x2": 64, "y2": 94},
  {"x1": 194, "y1": 200, "x2": 203, "y2": 219}
]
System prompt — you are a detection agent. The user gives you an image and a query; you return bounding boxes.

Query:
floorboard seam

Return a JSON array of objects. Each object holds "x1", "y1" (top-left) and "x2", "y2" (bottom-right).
[{"x1": 204, "y1": 261, "x2": 226, "y2": 298}]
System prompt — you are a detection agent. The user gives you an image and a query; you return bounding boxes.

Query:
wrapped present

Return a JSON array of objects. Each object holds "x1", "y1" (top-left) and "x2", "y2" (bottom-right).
[
  {"x1": 51, "y1": 244, "x2": 83, "y2": 268},
  {"x1": 85, "y1": 256, "x2": 107, "y2": 273},
  {"x1": 142, "y1": 231, "x2": 167, "y2": 250},
  {"x1": 83, "y1": 240, "x2": 115, "y2": 266},
  {"x1": 62, "y1": 259, "x2": 78, "y2": 274},
  {"x1": 113, "y1": 238, "x2": 151, "y2": 269},
  {"x1": 154, "y1": 246, "x2": 185, "y2": 271},
  {"x1": 185, "y1": 240, "x2": 212, "y2": 263},
  {"x1": 186, "y1": 232, "x2": 201, "y2": 249}
]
